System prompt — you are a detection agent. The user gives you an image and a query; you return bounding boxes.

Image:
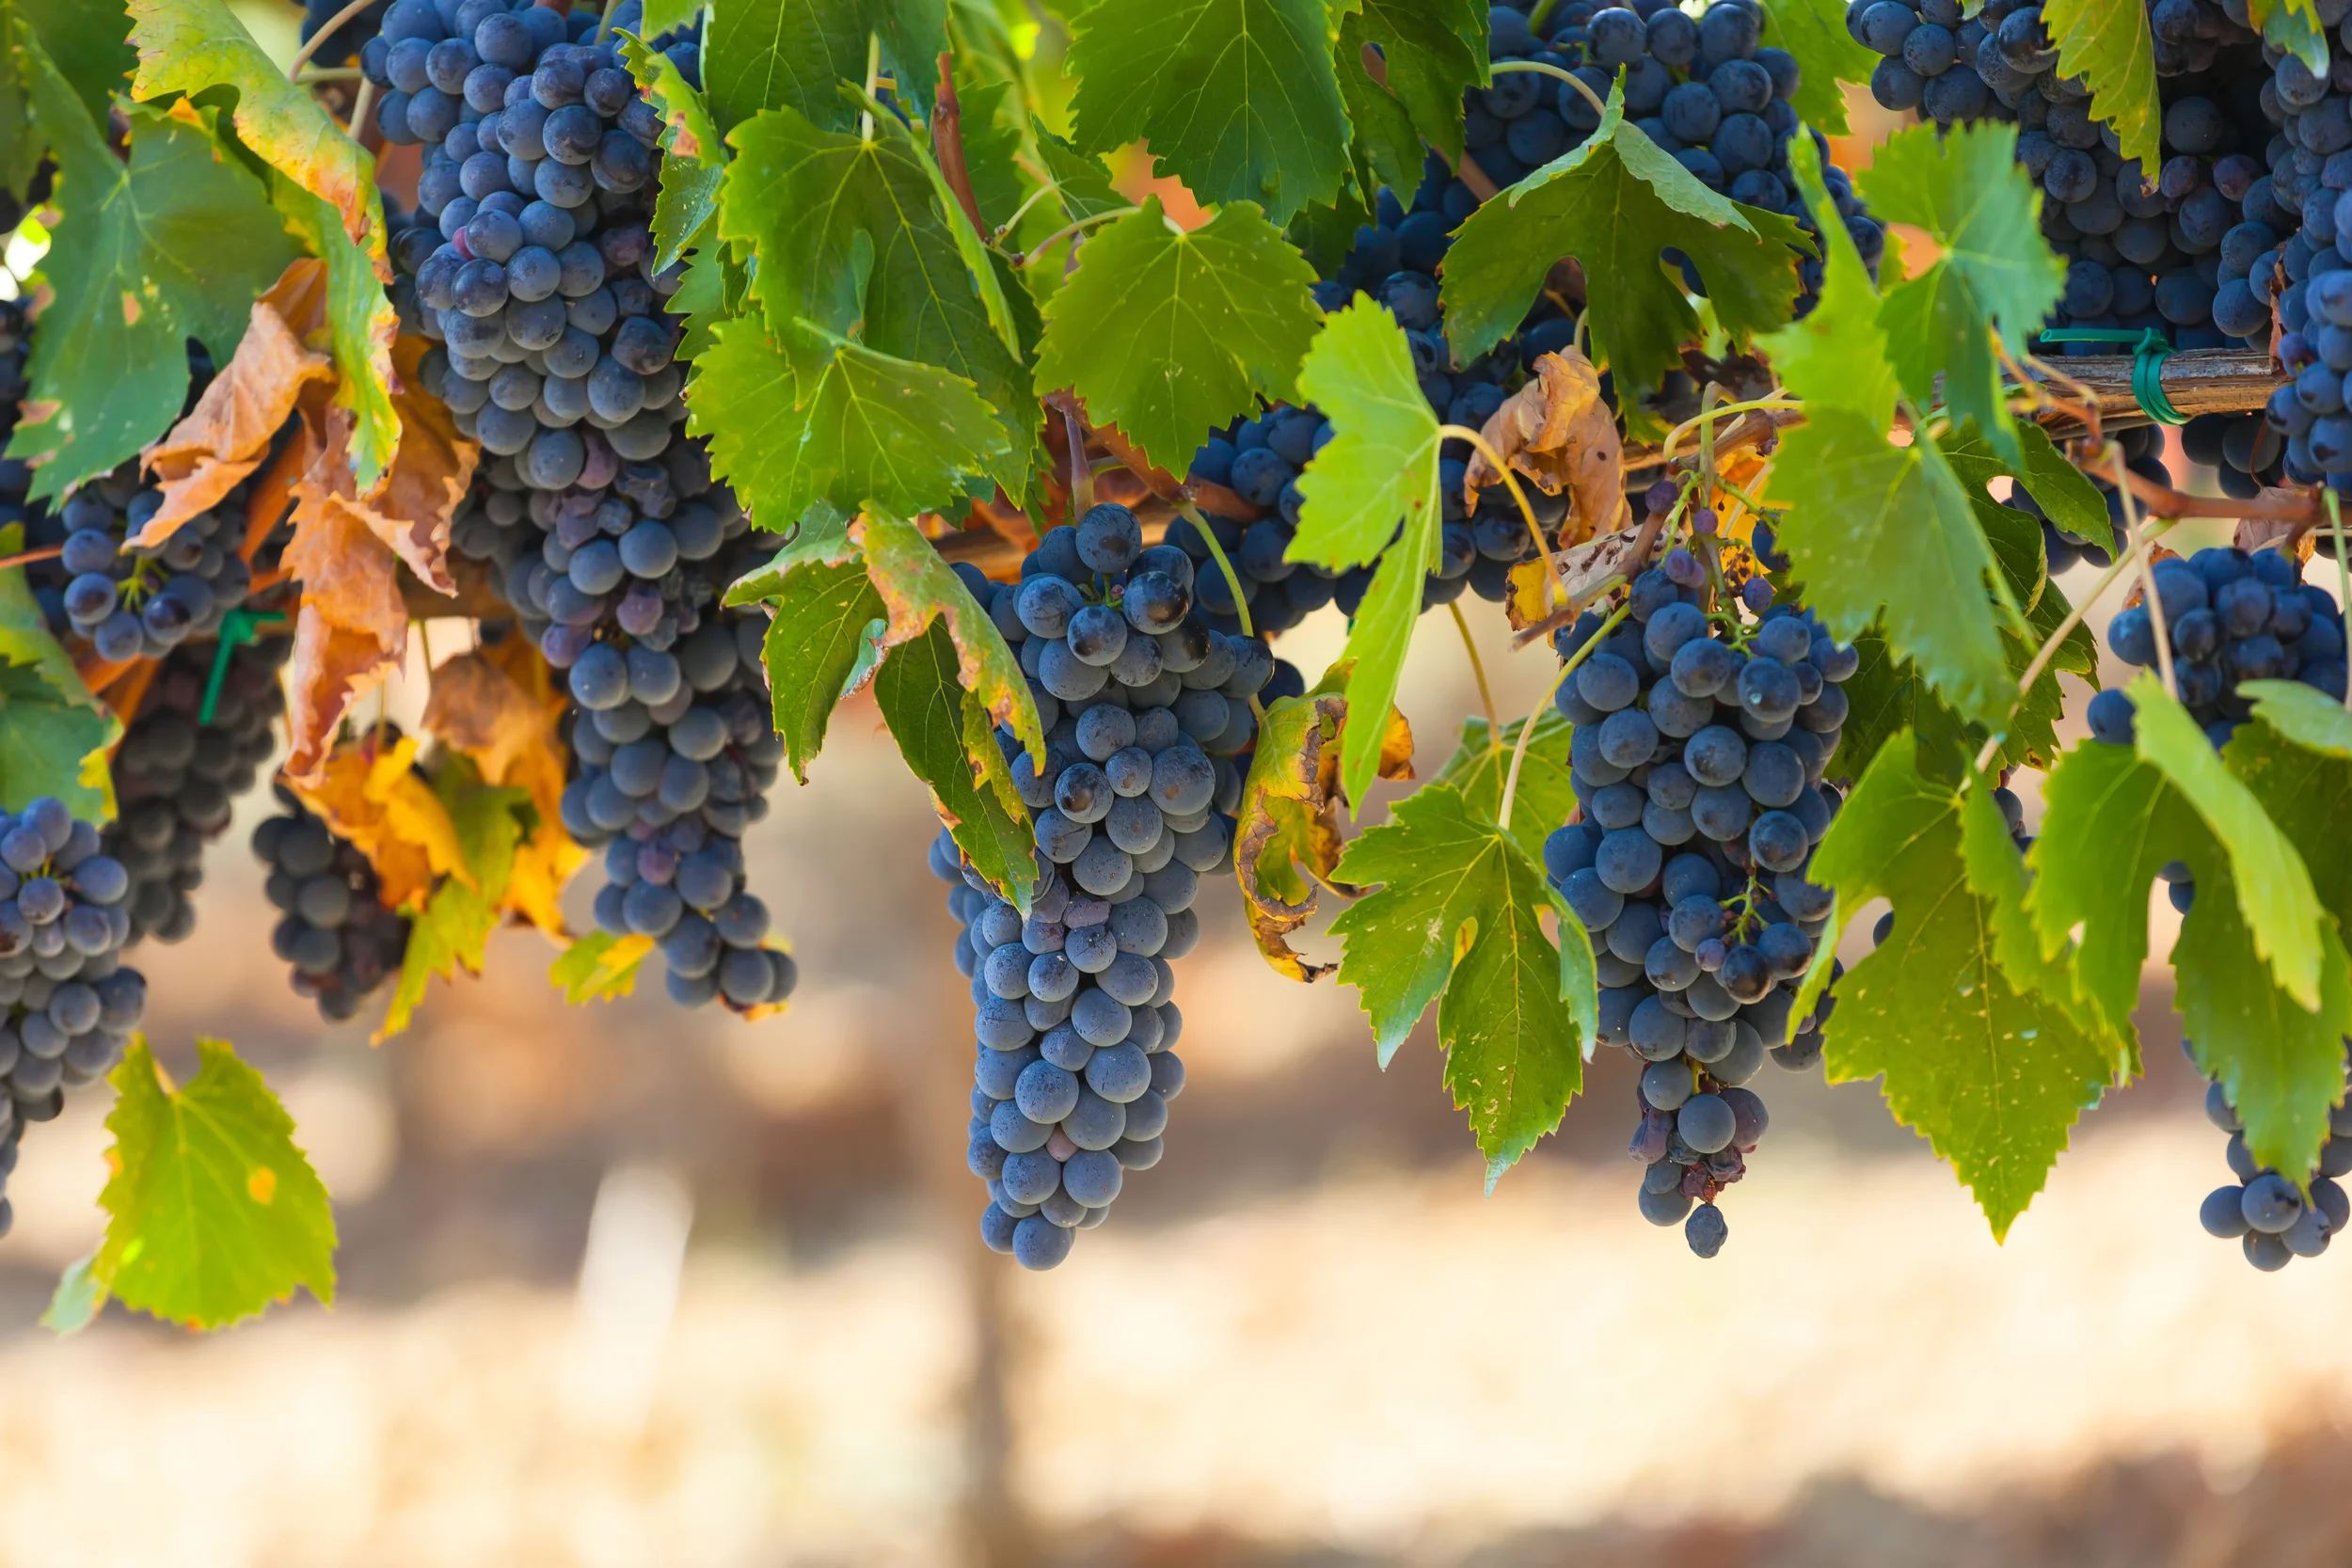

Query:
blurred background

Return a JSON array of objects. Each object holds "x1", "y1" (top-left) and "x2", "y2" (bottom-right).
[
  {"x1": 5, "y1": 455, "x2": 2349, "y2": 1568},
  {"x1": 3, "y1": 24, "x2": 2344, "y2": 1567}
]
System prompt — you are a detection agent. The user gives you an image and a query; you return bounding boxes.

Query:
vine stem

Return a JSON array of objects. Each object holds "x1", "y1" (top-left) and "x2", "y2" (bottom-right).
[
  {"x1": 1658, "y1": 393, "x2": 1797, "y2": 467},
  {"x1": 2114, "y1": 441, "x2": 2177, "y2": 701},
  {"x1": 930, "y1": 53, "x2": 986, "y2": 236},
  {"x1": 1969, "y1": 516, "x2": 2179, "y2": 774},
  {"x1": 861, "y1": 33, "x2": 882, "y2": 141},
  {"x1": 1448, "y1": 601, "x2": 1500, "y2": 752},
  {"x1": 993, "y1": 180, "x2": 1061, "y2": 244},
  {"x1": 1438, "y1": 420, "x2": 1568, "y2": 612},
  {"x1": 1010, "y1": 206, "x2": 1139, "y2": 266},
  {"x1": 2329, "y1": 490, "x2": 2352, "y2": 715},
  {"x1": 1500, "y1": 603, "x2": 1627, "y2": 833},
  {"x1": 1177, "y1": 499, "x2": 1254, "y2": 641},
  {"x1": 286, "y1": 0, "x2": 377, "y2": 80},
  {"x1": 349, "y1": 77, "x2": 375, "y2": 141},
  {"x1": 0, "y1": 545, "x2": 62, "y2": 571},
  {"x1": 1061, "y1": 404, "x2": 1092, "y2": 518},
  {"x1": 1489, "y1": 58, "x2": 1608, "y2": 119}
]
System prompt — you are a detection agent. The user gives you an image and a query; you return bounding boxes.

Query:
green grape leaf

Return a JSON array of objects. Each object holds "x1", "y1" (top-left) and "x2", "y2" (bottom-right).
[
  {"x1": 2129, "y1": 672, "x2": 2326, "y2": 1009},
  {"x1": 851, "y1": 503, "x2": 1045, "y2": 769},
  {"x1": 1806, "y1": 735, "x2": 2114, "y2": 1239},
  {"x1": 1338, "y1": 0, "x2": 1488, "y2": 185},
  {"x1": 621, "y1": 32, "x2": 727, "y2": 273},
  {"x1": 2246, "y1": 0, "x2": 2328, "y2": 76},
  {"x1": 2240, "y1": 678, "x2": 2352, "y2": 759},
  {"x1": 1033, "y1": 121, "x2": 1127, "y2": 223},
  {"x1": 719, "y1": 97, "x2": 1033, "y2": 481},
  {"x1": 641, "y1": 0, "x2": 704, "y2": 36},
  {"x1": 1441, "y1": 83, "x2": 1809, "y2": 395},
  {"x1": 1034, "y1": 197, "x2": 1320, "y2": 474},
  {"x1": 761, "y1": 557, "x2": 887, "y2": 782},
  {"x1": 2025, "y1": 733, "x2": 2191, "y2": 1039},
  {"x1": 686, "y1": 316, "x2": 1018, "y2": 533},
  {"x1": 2173, "y1": 871, "x2": 2352, "y2": 1183},
  {"x1": 5, "y1": 50, "x2": 296, "y2": 502},
  {"x1": 1858, "y1": 121, "x2": 2065, "y2": 469},
  {"x1": 1066, "y1": 0, "x2": 1348, "y2": 224},
  {"x1": 126, "y1": 0, "x2": 388, "y2": 275},
  {"x1": 273, "y1": 179, "x2": 400, "y2": 492},
  {"x1": 1288, "y1": 297, "x2": 1444, "y2": 806},
  {"x1": 1757, "y1": 127, "x2": 1896, "y2": 428},
  {"x1": 1426, "y1": 709, "x2": 1578, "y2": 865},
  {"x1": 1758, "y1": 0, "x2": 1878, "y2": 135},
  {"x1": 1937, "y1": 419, "x2": 2112, "y2": 544},
  {"x1": 705, "y1": 0, "x2": 947, "y2": 133},
  {"x1": 548, "y1": 930, "x2": 656, "y2": 1005},
  {"x1": 91, "y1": 1037, "x2": 336, "y2": 1331},
  {"x1": 1336, "y1": 14, "x2": 1426, "y2": 199},
  {"x1": 723, "y1": 505, "x2": 854, "y2": 604},
  {"x1": 1771, "y1": 405, "x2": 2016, "y2": 727},
  {"x1": 0, "y1": 0, "x2": 137, "y2": 198},
  {"x1": 951, "y1": 74, "x2": 1025, "y2": 231},
  {"x1": 378, "y1": 770, "x2": 532, "y2": 1040},
  {"x1": 2042, "y1": 0, "x2": 2159, "y2": 174},
  {"x1": 2030, "y1": 697, "x2": 2344, "y2": 1178},
  {"x1": 0, "y1": 523, "x2": 119, "y2": 816},
  {"x1": 1328, "y1": 783, "x2": 1592, "y2": 1182},
  {"x1": 873, "y1": 618, "x2": 1037, "y2": 909}
]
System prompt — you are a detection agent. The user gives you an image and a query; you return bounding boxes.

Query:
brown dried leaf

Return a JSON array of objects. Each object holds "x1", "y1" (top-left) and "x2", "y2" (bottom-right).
[
  {"x1": 1463, "y1": 350, "x2": 1625, "y2": 548},
  {"x1": 422, "y1": 641, "x2": 583, "y2": 935},
  {"x1": 289, "y1": 735, "x2": 459, "y2": 912},
  {"x1": 282, "y1": 483, "x2": 406, "y2": 782},
  {"x1": 135, "y1": 275, "x2": 335, "y2": 547}
]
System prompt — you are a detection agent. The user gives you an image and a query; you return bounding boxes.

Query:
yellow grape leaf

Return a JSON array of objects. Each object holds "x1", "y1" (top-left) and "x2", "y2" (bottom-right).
[{"x1": 549, "y1": 930, "x2": 655, "y2": 1004}]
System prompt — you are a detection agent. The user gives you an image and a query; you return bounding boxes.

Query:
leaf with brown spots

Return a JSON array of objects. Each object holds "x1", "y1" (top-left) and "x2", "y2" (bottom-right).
[
  {"x1": 127, "y1": 0, "x2": 389, "y2": 278},
  {"x1": 850, "y1": 504, "x2": 1044, "y2": 771},
  {"x1": 1234, "y1": 673, "x2": 1413, "y2": 981},
  {"x1": 1462, "y1": 349, "x2": 1625, "y2": 548}
]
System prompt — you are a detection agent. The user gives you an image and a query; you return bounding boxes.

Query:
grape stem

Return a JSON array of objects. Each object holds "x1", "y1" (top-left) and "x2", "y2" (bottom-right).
[
  {"x1": 0, "y1": 544, "x2": 62, "y2": 571},
  {"x1": 1438, "y1": 421, "x2": 1569, "y2": 612},
  {"x1": 1658, "y1": 393, "x2": 1796, "y2": 467},
  {"x1": 861, "y1": 33, "x2": 882, "y2": 141},
  {"x1": 1500, "y1": 602, "x2": 1627, "y2": 833},
  {"x1": 2328, "y1": 490, "x2": 2352, "y2": 716},
  {"x1": 1175, "y1": 499, "x2": 1254, "y2": 641},
  {"x1": 1489, "y1": 59, "x2": 1609, "y2": 119},
  {"x1": 1448, "y1": 600, "x2": 1500, "y2": 751},
  {"x1": 1008, "y1": 206, "x2": 1139, "y2": 266},
  {"x1": 2113, "y1": 441, "x2": 2178, "y2": 702},
  {"x1": 930, "y1": 53, "x2": 988, "y2": 237},
  {"x1": 285, "y1": 0, "x2": 378, "y2": 80},
  {"x1": 1969, "y1": 515, "x2": 2179, "y2": 775}
]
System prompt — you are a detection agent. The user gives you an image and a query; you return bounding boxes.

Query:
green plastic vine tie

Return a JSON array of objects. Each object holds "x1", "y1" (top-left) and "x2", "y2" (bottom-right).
[
  {"x1": 199, "y1": 607, "x2": 286, "y2": 726},
  {"x1": 2037, "y1": 328, "x2": 2186, "y2": 426}
]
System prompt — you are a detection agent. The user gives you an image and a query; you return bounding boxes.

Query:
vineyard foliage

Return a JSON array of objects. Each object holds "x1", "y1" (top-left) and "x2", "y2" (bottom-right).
[{"x1": 0, "y1": 0, "x2": 2341, "y2": 1318}]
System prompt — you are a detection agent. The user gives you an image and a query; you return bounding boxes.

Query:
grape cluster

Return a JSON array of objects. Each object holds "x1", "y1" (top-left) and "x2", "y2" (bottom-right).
[
  {"x1": 0, "y1": 796, "x2": 148, "y2": 1238},
  {"x1": 946, "y1": 504, "x2": 1266, "y2": 1268},
  {"x1": 1859, "y1": 0, "x2": 2305, "y2": 360},
  {"x1": 105, "y1": 635, "x2": 293, "y2": 947},
  {"x1": 2196, "y1": 1050, "x2": 2352, "y2": 1268},
  {"x1": 22, "y1": 461, "x2": 263, "y2": 663},
  {"x1": 370, "y1": 0, "x2": 794, "y2": 1012},
  {"x1": 369, "y1": 0, "x2": 691, "y2": 487},
  {"x1": 444, "y1": 446, "x2": 795, "y2": 1011},
  {"x1": 2087, "y1": 544, "x2": 2347, "y2": 751},
  {"x1": 253, "y1": 788, "x2": 415, "y2": 1024},
  {"x1": 1175, "y1": 0, "x2": 1882, "y2": 636},
  {"x1": 1546, "y1": 513, "x2": 1856, "y2": 1257}
]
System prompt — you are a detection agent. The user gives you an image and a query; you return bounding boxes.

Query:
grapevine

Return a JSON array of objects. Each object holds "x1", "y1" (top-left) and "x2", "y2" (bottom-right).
[{"x1": 0, "y1": 0, "x2": 2344, "y2": 1326}]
